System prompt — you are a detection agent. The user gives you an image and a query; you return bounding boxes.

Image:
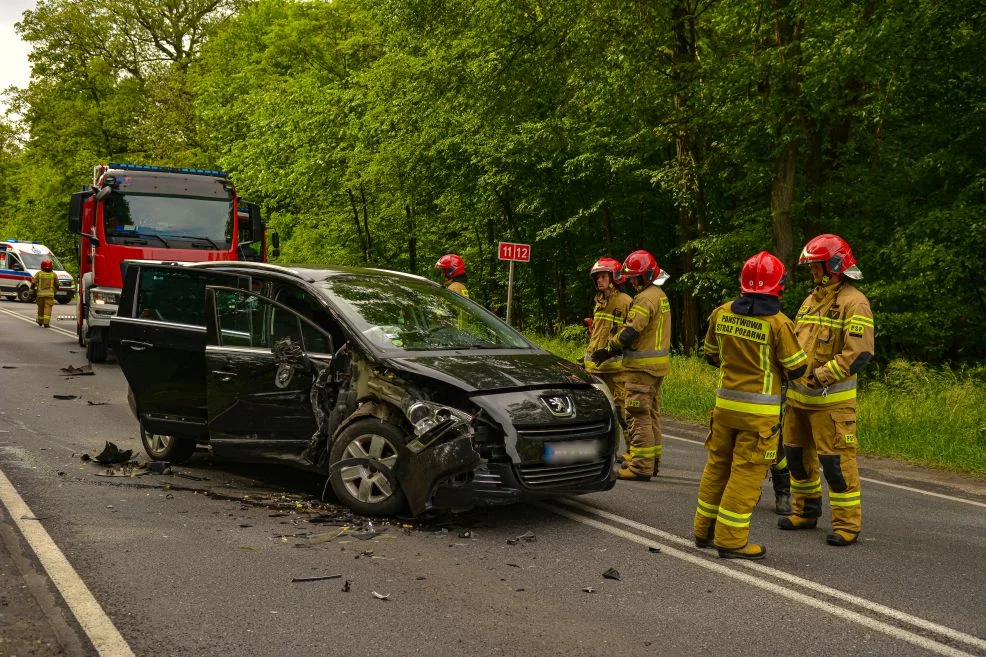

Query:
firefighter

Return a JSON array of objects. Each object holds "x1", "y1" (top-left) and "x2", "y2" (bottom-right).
[
  {"x1": 32, "y1": 259, "x2": 57, "y2": 328},
  {"x1": 590, "y1": 250, "x2": 670, "y2": 480},
  {"x1": 779, "y1": 234, "x2": 874, "y2": 547},
  {"x1": 583, "y1": 257, "x2": 632, "y2": 440},
  {"x1": 434, "y1": 254, "x2": 469, "y2": 297},
  {"x1": 694, "y1": 252, "x2": 808, "y2": 559}
]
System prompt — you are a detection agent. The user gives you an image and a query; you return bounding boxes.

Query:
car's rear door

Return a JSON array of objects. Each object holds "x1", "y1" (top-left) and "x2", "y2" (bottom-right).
[
  {"x1": 203, "y1": 284, "x2": 335, "y2": 450},
  {"x1": 110, "y1": 264, "x2": 250, "y2": 438}
]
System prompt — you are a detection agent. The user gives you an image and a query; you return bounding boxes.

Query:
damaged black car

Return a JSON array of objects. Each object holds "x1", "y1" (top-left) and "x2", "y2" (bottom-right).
[{"x1": 109, "y1": 262, "x2": 620, "y2": 516}]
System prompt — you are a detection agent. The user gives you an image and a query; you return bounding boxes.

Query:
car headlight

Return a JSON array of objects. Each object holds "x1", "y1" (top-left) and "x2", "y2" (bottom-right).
[
  {"x1": 91, "y1": 290, "x2": 119, "y2": 305},
  {"x1": 405, "y1": 401, "x2": 472, "y2": 453}
]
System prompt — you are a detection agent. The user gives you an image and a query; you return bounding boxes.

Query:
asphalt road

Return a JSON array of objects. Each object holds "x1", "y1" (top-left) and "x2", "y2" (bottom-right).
[{"x1": 1, "y1": 298, "x2": 985, "y2": 657}]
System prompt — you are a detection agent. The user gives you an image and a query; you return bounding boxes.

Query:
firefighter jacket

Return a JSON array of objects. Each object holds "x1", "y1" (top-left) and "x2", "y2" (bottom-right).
[
  {"x1": 787, "y1": 280, "x2": 874, "y2": 410},
  {"x1": 32, "y1": 271, "x2": 57, "y2": 297},
  {"x1": 447, "y1": 281, "x2": 469, "y2": 298},
  {"x1": 610, "y1": 284, "x2": 671, "y2": 377},
  {"x1": 704, "y1": 296, "x2": 808, "y2": 431},
  {"x1": 585, "y1": 289, "x2": 632, "y2": 374}
]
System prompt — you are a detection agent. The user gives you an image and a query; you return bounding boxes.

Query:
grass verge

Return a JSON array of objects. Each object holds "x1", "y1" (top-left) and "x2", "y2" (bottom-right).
[{"x1": 531, "y1": 334, "x2": 986, "y2": 476}]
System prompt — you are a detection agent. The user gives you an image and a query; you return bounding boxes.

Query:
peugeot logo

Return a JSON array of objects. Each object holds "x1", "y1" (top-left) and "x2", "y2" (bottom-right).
[{"x1": 540, "y1": 395, "x2": 575, "y2": 418}]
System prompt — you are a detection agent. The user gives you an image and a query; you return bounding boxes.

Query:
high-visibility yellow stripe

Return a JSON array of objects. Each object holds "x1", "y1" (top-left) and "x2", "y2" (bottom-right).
[
  {"x1": 717, "y1": 507, "x2": 752, "y2": 521},
  {"x1": 775, "y1": 456, "x2": 788, "y2": 469},
  {"x1": 847, "y1": 315, "x2": 874, "y2": 327},
  {"x1": 791, "y1": 478, "x2": 822, "y2": 492},
  {"x1": 660, "y1": 297, "x2": 670, "y2": 314},
  {"x1": 697, "y1": 498, "x2": 719, "y2": 512},
  {"x1": 715, "y1": 397, "x2": 781, "y2": 415},
  {"x1": 827, "y1": 360, "x2": 847, "y2": 381},
  {"x1": 594, "y1": 312, "x2": 618, "y2": 322},
  {"x1": 715, "y1": 514, "x2": 750, "y2": 528},
  {"x1": 628, "y1": 306, "x2": 650, "y2": 320},
  {"x1": 630, "y1": 445, "x2": 659, "y2": 458},
  {"x1": 623, "y1": 355, "x2": 671, "y2": 367},
  {"x1": 696, "y1": 506, "x2": 717, "y2": 519},
  {"x1": 829, "y1": 490, "x2": 861, "y2": 499},
  {"x1": 780, "y1": 350, "x2": 808, "y2": 367},
  {"x1": 830, "y1": 497, "x2": 861, "y2": 507},
  {"x1": 787, "y1": 387, "x2": 857, "y2": 405}
]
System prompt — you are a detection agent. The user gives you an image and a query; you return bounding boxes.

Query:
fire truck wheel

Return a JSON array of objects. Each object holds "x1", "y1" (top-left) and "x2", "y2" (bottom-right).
[
  {"x1": 86, "y1": 336, "x2": 107, "y2": 363},
  {"x1": 57, "y1": 296, "x2": 73, "y2": 304},
  {"x1": 140, "y1": 425, "x2": 196, "y2": 464}
]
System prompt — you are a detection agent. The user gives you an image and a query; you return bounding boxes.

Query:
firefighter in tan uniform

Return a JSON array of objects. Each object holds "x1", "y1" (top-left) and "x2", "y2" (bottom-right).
[
  {"x1": 590, "y1": 250, "x2": 670, "y2": 480},
  {"x1": 32, "y1": 259, "x2": 57, "y2": 328},
  {"x1": 694, "y1": 252, "x2": 808, "y2": 559},
  {"x1": 779, "y1": 234, "x2": 874, "y2": 547},
  {"x1": 583, "y1": 257, "x2": 632, "y2": 445},
  {"x1": 435, "y1": 254, "x2": 469, "y2": 297}
]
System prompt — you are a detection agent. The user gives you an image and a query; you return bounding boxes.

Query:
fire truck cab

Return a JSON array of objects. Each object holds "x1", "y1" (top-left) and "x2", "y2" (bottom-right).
[{"x1": 68, "y1": 163, "x2": 277, "y2": 363}]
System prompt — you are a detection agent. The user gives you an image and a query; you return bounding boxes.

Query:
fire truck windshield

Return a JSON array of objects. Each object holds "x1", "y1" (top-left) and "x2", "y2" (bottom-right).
[{"x1": 102, "y1": 191, "x2": 233, "y2": 250}]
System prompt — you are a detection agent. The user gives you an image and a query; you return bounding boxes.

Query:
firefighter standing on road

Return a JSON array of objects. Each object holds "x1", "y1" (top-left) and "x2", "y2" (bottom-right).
[
  {"x1": 32, "y1": 259, "x2": 57, "y2": 328},
  {"x1": 779, "y1": 234, "x2": 874, "y2": 547},
  {"x1": 435, "y1": 254, "x2": 469, "y2": 297},
  {"x1": 583, "y1": 257, "x2": 632, "y2": 443},
  {"x1": 590, "y1": 250, "x2": 671, "y2": 481},
  {"x1": 694, "y1": 252, "x2": 808, "y2": 559}
]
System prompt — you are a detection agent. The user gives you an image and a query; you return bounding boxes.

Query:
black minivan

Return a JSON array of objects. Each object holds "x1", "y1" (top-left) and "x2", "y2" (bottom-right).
[{"x1": 110, "y1": 261, "x2": 619, "y2": 515}]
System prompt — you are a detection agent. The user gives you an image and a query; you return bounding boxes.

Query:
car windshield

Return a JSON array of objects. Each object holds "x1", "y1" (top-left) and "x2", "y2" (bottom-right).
[
  {"x1": 320, "y1": 275, "x2": 533, "y2": 351},
  {"x1": 20, "y1": 252, "x2": 66, "y2": 271},
  {"x1": 101, "y1": 191, "x2": 233, "y2": 249}
]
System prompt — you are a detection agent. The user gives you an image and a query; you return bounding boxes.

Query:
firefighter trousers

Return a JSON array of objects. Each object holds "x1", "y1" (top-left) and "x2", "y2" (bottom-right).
[
  {"x1": 782, "y1": 405, "x2": 862, "y2": 536},
  {"x1": 694, "y1": 410, "x2": 777, "y2": 549},
  {"x1": 596, "y1": 372, "x2": 628, "y2": 446},
  {"x1": 618, "y1": 371, "x2": 663, "y2": 476},
  {"x1": 36, "y1": 296, "x2": 54, "y2": 327}
]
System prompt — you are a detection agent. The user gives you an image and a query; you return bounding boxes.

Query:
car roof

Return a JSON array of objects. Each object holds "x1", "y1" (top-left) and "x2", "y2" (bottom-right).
[
  {"x1": 1, "y1": 241, "x2": 53, "y2": 254},
  {"x1": 179, "y1": 260, "x2": 434, "y2": 286}
]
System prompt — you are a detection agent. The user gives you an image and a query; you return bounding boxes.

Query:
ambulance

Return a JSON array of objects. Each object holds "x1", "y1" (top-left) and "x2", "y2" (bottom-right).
[{"x1": 0, "y1": 240, "x2": 75, "y2": 304}]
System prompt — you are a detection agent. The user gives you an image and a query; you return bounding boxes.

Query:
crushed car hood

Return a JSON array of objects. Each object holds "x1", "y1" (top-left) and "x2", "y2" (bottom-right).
[{"x1": 385, "y1": 351, "x2": 593, "y2": 393}]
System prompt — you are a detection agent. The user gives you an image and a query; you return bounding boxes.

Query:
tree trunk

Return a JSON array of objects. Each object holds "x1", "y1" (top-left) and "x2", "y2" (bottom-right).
[{"x1": 345, "y1": 187, "x2": 368, "y2": 262}]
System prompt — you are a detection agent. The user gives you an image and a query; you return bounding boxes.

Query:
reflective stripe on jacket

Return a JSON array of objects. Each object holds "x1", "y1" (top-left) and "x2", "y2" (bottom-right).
[
  {"x1": 585, "y1": 289, "x2": 632, "y2": 373},
  {"x1": 703, "y1": 302, "x2": 807, "y2": 423},
  {"x1": 613, "y1": 284, "x2": 671, "y2": 376},
  {"x1": 32, "y1": 271, "x2": 57, "y2": 297},
  {"x1": 788, "y1": 280, "x2": 874, "y2": 410}
]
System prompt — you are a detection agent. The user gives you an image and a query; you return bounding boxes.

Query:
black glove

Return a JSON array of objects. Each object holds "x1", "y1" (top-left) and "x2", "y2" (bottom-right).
[{"x1": 589, "y1": 348, "x2": 611, "y2": 366}]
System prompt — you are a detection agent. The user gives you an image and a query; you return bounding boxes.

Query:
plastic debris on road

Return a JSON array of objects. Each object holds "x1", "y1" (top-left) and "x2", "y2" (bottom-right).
[
  {"x1": 602, "y1": 568, "x2": 622, "y2": 581},
  {"x1": 506, "y1": 531, "x2": 537, "y2": 545},
  {"x1": 291, "y1": 574, "x2": 342, "y2": 583},
  {"x1": 60, "y1": 364, "x2": 94, "y2": 376},
  {"x1": 93, "y1": 441, "x2": 134, "y2": 464},
  {"x1": 371, "y1": 591, "x2": 390, "y2": 601}
]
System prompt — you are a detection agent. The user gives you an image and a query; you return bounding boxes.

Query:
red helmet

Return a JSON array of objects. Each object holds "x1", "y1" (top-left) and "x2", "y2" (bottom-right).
[
  {"x1": 41, "y1": 259, "x2": 53, "y2": 272},
  {"x1": 621, "y1": 250, "x2": 670, "y2": 286},
  {"x1": 740, "y1": 251, "x2": 786, "y2": 297},
  {"x1": 434, "y1": 253, "x2": 465, "y2": 278},
  {"x1": 799, "y1": 234, "x2": 862, "y2": 280},
  {"x1": 590, "y1": 257, "x2": 624, "y2": 285}
]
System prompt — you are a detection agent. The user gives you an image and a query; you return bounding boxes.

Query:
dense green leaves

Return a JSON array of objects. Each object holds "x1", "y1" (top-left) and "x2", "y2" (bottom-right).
[{"x1": 2, "y1": 0, "x2": 984, "y2": 363}]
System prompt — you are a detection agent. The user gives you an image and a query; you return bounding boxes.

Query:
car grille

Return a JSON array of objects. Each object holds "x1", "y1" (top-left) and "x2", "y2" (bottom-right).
[
  {"x1": 515, "y1": 419, "x2": 611, "y2": 441},
  {"x1": 515, "y1": 460, "x2": 610, "y2": 488}
]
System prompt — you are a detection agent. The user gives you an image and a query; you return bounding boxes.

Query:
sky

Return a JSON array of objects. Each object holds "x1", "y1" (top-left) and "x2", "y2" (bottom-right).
[{"x1": 0, "y1": 0, "x2": 37, "y2": 115}]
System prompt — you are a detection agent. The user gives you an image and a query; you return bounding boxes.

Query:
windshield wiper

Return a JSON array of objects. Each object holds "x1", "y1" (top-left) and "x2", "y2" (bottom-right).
[
  {"x1": 121, "y1": 234, "x2": 171, "y2": 248},
  {"x1": 174, "y1": 235, "x2": 220, "y2": 249}
]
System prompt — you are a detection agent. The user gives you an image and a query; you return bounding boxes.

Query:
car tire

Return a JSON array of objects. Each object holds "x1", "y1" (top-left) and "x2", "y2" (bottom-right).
[
  {"x1": 86, "y1": 336, "x2": 107, "y2": 363},
  {"x1": 140, "y1": 424, "x2": 196, "y2": 464},
  {"x1": 329, "y1": 419, "x2": 407, "y2": 517},
  {"x1": 57, "y1": 296, "x2": 72, "y2": 304},
  {"x1": 17, "y1": 286, "x2": 33, "y2": 303}
]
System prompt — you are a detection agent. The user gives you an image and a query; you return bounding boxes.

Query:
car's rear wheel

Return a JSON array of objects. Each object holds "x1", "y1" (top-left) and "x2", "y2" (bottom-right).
[
  {"x1": 140, "y1": 424, "x2": 196, "y2": 464},
  {"x1": 329, "y1": 419, "x2": 406, "y2": 516}
]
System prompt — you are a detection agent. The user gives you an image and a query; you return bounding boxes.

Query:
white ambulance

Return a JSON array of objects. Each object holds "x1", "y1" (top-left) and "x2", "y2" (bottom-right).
[{"x1": 0, "y1": 240, "x2": 76, "y2": 304}]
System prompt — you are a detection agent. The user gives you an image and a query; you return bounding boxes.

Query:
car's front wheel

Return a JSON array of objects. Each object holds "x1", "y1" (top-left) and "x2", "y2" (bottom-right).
[
  {"x1": 17, "y1": 286, "x2": 33, "y2": 303},
  {"x1": 140, "y1": 424, "x2": 196, "y2": 464},
  {"x1": 329, "y1": 419, "x2": 406, "y2": 516}
]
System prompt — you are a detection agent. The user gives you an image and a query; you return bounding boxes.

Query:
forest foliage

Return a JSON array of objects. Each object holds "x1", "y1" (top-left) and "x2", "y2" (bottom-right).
[{"x1": 2, "y1": 0, "x2": 984, "y2": 364}]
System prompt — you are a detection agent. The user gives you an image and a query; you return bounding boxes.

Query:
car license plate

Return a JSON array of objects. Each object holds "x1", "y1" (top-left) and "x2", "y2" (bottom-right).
[{"x1": 544, "y1": 439, "x2": 602, "y2": 465}]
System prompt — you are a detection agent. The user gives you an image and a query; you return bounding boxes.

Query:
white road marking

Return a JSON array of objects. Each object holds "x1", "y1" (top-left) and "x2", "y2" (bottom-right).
[
  {"x1": 0, "y1": 468, "x2": 135, "y2": 657},
  {"x1": 0, "y1": 305, "x2": 77, "y2": 339},
  {"x1": 664, "y1": 433, "x2": 986, "y2": 509},
  {"x1": 556, "y1": 497, "x2": 986, "y2": 653}
]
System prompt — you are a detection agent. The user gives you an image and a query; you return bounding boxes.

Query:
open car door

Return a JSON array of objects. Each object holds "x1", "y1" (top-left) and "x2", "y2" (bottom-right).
[{"x1": 203, "y1": 285, "x2": 335, "y2": 451}]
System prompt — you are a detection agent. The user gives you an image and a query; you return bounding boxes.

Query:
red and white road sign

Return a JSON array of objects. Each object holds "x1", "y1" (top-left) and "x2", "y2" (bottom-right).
[{"x1": 498, "y1": 242, "x2": 531, "y2": 262}]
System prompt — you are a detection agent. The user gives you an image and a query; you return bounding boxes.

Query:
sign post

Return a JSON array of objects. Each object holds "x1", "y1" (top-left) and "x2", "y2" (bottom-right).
[{"x1": 498, "y1": 241, "x2": 531, "y2": 326}]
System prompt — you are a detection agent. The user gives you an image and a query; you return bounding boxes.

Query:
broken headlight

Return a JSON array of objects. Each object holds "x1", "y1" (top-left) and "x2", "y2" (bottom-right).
[{"x1": 405, "y1": 401, "x2": 472, "y2": 454}]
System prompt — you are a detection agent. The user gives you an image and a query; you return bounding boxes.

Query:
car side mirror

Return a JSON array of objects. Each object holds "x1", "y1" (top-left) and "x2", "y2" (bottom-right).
[
  {"x1": 68, "y1": 191, "x2": 90, "y2": 234},
  {"x1": 95, "y1": 186, "x2": 112, "y2": 201}
]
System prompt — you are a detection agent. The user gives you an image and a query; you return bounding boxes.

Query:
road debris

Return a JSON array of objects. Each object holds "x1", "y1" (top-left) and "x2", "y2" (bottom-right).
[
  {"x1": 146, "y1": 461, "x2": 171, "y2": 474},
  {"x1": 371, "y1": 591, "x2": 391, "y2": 601},
  {"x1": 60, "y1": 364, "x2": 94, "y2": 376},
  {"x1": 355, "y1": 550, "x2": 374, "y2": 559},
  {"x1": 86, "y1": 400, "x2": 108, "y2": 406},
  {"x1": 506, "y1": 531, "x2": 537, "y2": 545},
  {"x1": 95, "y1": 464, "x2": 148, "y2": 478},
  {"x1": 602, "y1": 568, "x2": 622, "y2": 581},
  {"x1": 93, "y1": 441, "x2": 134, "y2": 465},
  {"x1": 342, "y1": 579, "x2": 351, "y2": 592},
  {"x1": 648, "y1": 546, "x2": 662, "y2": 554},
  {"x1": 52, "y1": 394, "x2": 78, "y2": 400},
  {"x1": 582, "y1": 586, "x2": 596, "y2": 593},
  {"x1": 1, "y1": 365, "x2": 16, "y2": 369},
  {"x1": 291, "y1": 574, "x2": 342, "y2": 583},
  {"x1": 458, "y1": 530, "x2": 474, "y2": 539}
]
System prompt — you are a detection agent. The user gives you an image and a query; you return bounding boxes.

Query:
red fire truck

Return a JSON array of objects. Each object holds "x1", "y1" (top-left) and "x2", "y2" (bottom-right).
[{"x1": 68, "y1": 163, "x2": 279, "y2": 362}]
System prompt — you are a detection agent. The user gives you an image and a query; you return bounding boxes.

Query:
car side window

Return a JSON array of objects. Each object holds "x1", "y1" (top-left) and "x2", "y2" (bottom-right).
[
  {"x1": 273, "y1": 286, "x2": 333, "y2": 354},
  {"x1": 213, "y1": 286, "x2": 334, "y2": 354},
  {"x1": 136, "y1": 268, "x2": 249, "y2": 326},
  {"x1": 9, "y1": 255, "x2": 23, "y2": 271}
]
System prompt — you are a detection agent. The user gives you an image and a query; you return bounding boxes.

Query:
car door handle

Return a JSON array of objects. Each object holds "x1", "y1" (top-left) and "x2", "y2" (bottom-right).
[
  {"x1": 122, "y1": 340, "x2": 153, "y2": 351},
  {"x1": 212, "y1": 370, "x2": 237, "y2": 382}
]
